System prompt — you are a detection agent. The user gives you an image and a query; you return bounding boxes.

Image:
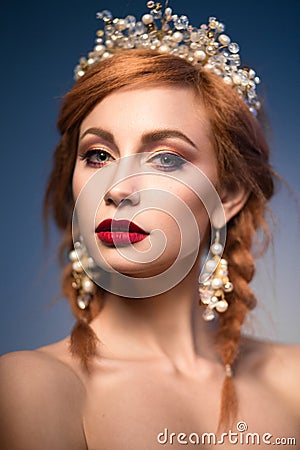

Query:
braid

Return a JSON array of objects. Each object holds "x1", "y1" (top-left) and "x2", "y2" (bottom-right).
[
  {"x1": 216, "y1": 197, "x2": 269, "y2": 430},
  {"x1": 62, "y1": 259, "x2": 102, "y2": 372}
]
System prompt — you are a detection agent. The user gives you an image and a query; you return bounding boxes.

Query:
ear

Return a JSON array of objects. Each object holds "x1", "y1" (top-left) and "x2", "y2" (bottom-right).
[{"x1": 212, "y1": 186, "x2": 249, "y2": 229}]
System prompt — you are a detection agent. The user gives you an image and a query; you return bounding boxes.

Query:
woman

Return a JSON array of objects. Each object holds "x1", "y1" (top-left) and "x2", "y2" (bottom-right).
[{"x1": 1, "y1": 4, "x2": 299, "y2": 449}]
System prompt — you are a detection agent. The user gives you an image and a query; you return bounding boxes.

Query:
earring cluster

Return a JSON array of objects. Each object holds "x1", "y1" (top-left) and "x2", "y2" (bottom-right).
[
  {"x1": 199, "y1": 231, "x2": 233, "y2": 321},
  {"x1": 69, "y1": 239, "x2": 97, "y2": 310}
]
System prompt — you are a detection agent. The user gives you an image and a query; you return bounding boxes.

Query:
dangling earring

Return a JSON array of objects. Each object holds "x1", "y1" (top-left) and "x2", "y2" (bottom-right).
[
  {"x1": 199, "y1": 230, "x2": 233, "y2": 321},
  {"x1": 69, "y1": 238, "x2": 97, "y2": 310}
]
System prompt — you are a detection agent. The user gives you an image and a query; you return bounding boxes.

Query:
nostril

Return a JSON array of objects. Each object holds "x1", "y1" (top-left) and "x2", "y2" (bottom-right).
[
  {"x1": 104, "y1": 196, "x2": 114, "y2": 206},
  {"x1": 104, "y1": 189, "x2": 140, "y2": 207},
  {"x1": 127, "y1": 191, "x2": 140, "y2": 206}
]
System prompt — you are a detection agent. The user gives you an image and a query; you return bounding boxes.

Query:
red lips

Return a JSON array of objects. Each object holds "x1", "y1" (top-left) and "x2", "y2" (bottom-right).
[{"x1": 95, "y1": 219, "x2": 148, "y2": 245}]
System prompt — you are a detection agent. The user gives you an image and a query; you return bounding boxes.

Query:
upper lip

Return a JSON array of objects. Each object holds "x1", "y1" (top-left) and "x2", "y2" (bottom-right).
[{"x1": 95, "y1": 219, "x2": 148, "y2": 234}]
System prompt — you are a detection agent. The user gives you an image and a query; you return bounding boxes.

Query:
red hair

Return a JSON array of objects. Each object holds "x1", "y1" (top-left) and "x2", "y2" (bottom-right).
[{"x1": 44, "y1": 50, "x2": 276, "y2": 429}]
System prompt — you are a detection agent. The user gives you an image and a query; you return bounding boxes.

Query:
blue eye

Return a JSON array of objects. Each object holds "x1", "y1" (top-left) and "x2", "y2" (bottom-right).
[
  {"x1": 149, "y1": 152, "x2": 186, "y2": 172},
  {"x1": 80, "y1": 149, "x2": 113, "y2": 168}
]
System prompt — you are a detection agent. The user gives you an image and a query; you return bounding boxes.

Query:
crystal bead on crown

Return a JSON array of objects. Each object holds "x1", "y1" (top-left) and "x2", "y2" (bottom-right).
[{"x1": 74, "y1": 1, "x2": 261, "y2": 115}]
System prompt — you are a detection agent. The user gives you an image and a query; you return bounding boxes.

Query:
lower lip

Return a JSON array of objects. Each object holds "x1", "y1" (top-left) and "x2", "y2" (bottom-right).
[{"x1": 96, "y1": 231, "x2": 148, "y2": 245}]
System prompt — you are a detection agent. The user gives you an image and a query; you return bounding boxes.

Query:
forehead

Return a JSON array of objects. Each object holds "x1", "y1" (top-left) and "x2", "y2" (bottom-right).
[{"x1": 80, "y1": 85, "x2": 211, "y2": 145}]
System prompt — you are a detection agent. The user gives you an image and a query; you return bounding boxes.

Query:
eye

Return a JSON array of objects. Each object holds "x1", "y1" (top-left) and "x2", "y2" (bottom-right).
[
  {"x1": 149, "y1": 152, "x2": 186, "y2": 172},
  {"x1": 80, "y1": 149, "x2": 114, "y2": 168}
]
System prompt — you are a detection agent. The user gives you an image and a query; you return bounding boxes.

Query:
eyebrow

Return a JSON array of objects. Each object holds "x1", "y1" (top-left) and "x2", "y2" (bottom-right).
[
  {"x1": 141, "y1": 130, "x2": 197, "y2": 149},
  {"x1": 79, "y1": 127, "x2": 116, "y2": 144},
  {"x1": 79, "y1": 127, "x2": 197, "y2": 149}
]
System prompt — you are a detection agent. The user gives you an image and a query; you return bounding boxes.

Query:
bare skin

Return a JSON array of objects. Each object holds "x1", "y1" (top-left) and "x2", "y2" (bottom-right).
[
  {"x1": 0, "y1": 297, "x2": 299, "y2": 450},
  {"x1": 1, "y1": 86, "x2": 299, "y2": 449}
]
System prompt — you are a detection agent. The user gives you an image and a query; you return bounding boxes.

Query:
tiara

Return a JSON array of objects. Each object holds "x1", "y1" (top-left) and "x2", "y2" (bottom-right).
[{"x1": 74, "y1": 1, "x2": 261, "y2": 115}]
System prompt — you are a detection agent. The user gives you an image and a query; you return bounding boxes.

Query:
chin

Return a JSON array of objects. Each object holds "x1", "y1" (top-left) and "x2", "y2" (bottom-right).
[{"x1": 95, "y1": 246, "x2": 179, "y2": 278}]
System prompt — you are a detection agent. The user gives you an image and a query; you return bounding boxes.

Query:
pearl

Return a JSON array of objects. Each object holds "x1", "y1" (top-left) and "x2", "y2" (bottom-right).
[
  {"x1": 69, "y1": 250, "x2": 78, "y2": 262},
  {"x1": 249, "y1": 68, "x2": 256, "y2": 78},
  {"x1": 190, "y1": 30, "x2": 201, "y2": 42},
  {"x1": 199, "y1": 273, "x2": 209, "y2": 283},
  {"x1": 87, "y1": 257, "x2": 96, "y2": 269},
  {"x1": 205, "y1": 259, "x2": 217, "y2": 272},
  {"x1": 232, "y1": 74, "x2": 241, "y2": 85},
  {"x1": 199, "y1": 290, "x2": 211, "y2": 305},
  {"x1": 255, "y1": 101, "x2": 261, "y2": 110},
  {"x1": 223, "y1": 76, "x2": 232, "y2": 85},
  {"x1": 216, "y1": 300, "x2": 228, "y2": 313},
  {"x1": 94, "y1": 44, "x2": 105, "y2": 54},
  {"x1": 82, "y1": 277, "x2": 96, "y2": 294},
  {"x1": 105, "y1": 39, "x2": 114, "y2": 49},
  {"x1": 211, "y1": 242, "x2": 223, "y2": 255},
  {"x1": 217, "y1": 23, "x2": 225, "y2": 33},
  {"x1": 214, "y1": 68, "x2": 222, "y2": 76},
  {"x1": 202, "y1": 308, "x2": 215, "y2": 321},
  {"x1": 194, "y1": 50, "x2": 206, "y2": 61},
  {"x1": 218, "y1": 269, "x2": 228, "y2": 277},
  {"x1": 165, "y1": 7, "x2": 172, "y2": 17},
  {"x1": 220, "y1": 258, "x2": 228, "y2": 267},
  {"x1": 117, "y1": 18, "x2": 126, "y2": 30},
  {"x1": 218, "y1": 34, "x2": 230, "y2": 46},
  {"x1": 224, "y1": 282, "x2": 234, "y2": 292},
  {"x1": 225, "y1": 364, "x2": 232, "y2": 377},
  {"x1": 209, "y1": 20, "x2": 217, "y2": 29},
  {"x1": 172, "y1": 31, "x2": 183, "y2": 42},
  {"x1": 142, "y1": 14, "x2": 153, "y2": 24},
  {"x1": 211, "y1": 296, "x2": 219, "y2": 304},
  {"x1": 159, "y1": 44, "x2": 170, "y2": 53},
  {"x1": 72, "y1": 261, "x2": 83, "y2": 273},
  {"x1": 77, "y1": 295, "x2": 91, "y2": 310},
  {"x1": 190, "y1": 42, "x2": 198, "y2": 50},
  {"x1": 211, "y1": 278, "x2": 223, "y2": 290}
]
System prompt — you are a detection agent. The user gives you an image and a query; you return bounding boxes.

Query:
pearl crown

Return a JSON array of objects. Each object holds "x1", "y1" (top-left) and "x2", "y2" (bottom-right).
[{"x1": 74, "y1": 1, "x2": 261, "y2": 115}]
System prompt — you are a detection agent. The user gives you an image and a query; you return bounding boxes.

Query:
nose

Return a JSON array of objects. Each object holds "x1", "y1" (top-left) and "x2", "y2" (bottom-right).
[
  {"x1": 103, "y1": 155, "x2": 143, "y2": 207},
  {"x1": 104, "y1": 180, "x2": 141, "y2": 207}
]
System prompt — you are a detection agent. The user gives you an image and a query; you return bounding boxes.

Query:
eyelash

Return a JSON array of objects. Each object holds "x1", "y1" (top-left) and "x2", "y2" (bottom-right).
[
  {"x1": 148, "y1": 152, "x2": 186, "y2": 172},
  {"x1": 80, "y1": 149, "x2": 112, "y2": 168},
  {"x1": 79, "y1": 149, "x2": 186, "y2": 172}
]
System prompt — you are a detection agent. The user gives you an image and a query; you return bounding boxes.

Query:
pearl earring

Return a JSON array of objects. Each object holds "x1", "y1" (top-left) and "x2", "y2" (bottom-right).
[
  {"x1": 199, "y1": 230, "x2": 233, "y2": 321},
  {"x1": 69, "y1": 239, "x2": 97, "y2": 310}
]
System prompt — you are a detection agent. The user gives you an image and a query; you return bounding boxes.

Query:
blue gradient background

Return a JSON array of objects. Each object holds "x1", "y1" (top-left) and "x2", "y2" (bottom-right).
[{"x1": 1, "y1": 0, "x2": 299, "y2": 354}]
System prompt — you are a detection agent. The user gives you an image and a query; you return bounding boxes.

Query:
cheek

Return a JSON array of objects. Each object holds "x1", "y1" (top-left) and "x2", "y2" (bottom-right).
[{"x1": 173, "y1": 185, "x2": 210, "y2": 233}]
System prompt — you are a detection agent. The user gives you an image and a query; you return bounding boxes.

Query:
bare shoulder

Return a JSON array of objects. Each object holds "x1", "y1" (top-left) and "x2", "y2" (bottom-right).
[
  {"x1": 240, "y1": 336, "x2": 300, "y2": 416},
  {"x1": 0, "y1": 341, "x2": 84, "y2": 390},
  {"x1": 0, "y1": 344, "x2": 87, "y2": 450},
  {"x1": 240, "y1": 335, "x2": 300, "y2": 378},
  {"x1": 261, "y1": 340, "x2": 300, "y2": 395}
]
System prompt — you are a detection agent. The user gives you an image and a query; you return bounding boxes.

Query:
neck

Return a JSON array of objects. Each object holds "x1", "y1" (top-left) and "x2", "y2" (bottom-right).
[{"x1": 90, "y1": 262, "x2": 219, "y2": 372}]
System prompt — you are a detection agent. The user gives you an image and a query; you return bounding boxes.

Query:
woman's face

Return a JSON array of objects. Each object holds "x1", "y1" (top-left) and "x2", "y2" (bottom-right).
[{"x1": 72, "y1": 85, "x2": 221, "y2": 283}]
